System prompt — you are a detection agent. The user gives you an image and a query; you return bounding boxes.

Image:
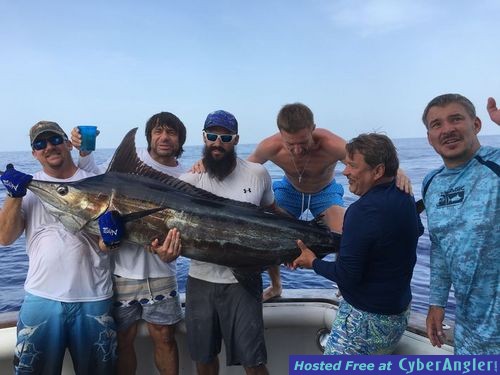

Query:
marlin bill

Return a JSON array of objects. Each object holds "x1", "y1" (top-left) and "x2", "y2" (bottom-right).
[{"x1": 16, "y1": 128, "x2": 340, "y2": 268}]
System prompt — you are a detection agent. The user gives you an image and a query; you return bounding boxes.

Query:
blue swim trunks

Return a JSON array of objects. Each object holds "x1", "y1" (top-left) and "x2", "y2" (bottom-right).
[{"x1": 272, "y1": 177, "x2": 344, "y2": 219}]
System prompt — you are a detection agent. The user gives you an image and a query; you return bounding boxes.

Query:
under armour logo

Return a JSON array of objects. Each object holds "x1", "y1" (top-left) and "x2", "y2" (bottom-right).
[{"x1": 243, "y1": 188, "x2": 252, "y2": 193}]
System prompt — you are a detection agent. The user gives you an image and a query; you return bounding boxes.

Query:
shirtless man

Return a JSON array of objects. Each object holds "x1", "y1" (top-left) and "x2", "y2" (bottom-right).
[
  {"x1": 250, "y1": 103, "x2": 411, "y2": 300},
  {"x1": 249, "y1": 103, "x2": 347, "y2": 233}
]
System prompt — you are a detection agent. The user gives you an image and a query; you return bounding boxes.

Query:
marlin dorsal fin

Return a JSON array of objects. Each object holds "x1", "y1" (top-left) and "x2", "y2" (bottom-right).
[
  {"x1": 106, "y1": 128, "x2": 262, "y2": 209},
  {"x1": 106, "y1": 128, "x2": 187, "y2": 186},
  {"x1": 106, "y1": 128, "x2": 142, "y2": 174}
]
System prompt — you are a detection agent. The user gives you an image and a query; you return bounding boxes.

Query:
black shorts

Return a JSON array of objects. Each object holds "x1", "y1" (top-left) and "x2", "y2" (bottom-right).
[{"x1": 185, "y1": 276, "x2": 267, "y2": 367}]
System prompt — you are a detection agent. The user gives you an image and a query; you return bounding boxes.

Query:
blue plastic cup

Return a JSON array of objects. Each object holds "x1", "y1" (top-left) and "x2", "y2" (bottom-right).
[{"x1": 78, "y1": 125, "x2": 97, "y2": 152}]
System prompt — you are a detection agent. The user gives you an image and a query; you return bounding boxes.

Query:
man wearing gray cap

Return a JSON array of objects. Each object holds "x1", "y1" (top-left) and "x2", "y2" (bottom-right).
[
  {"x1": 0, "y1": 121, "x2": 117, "y2": 374},
  {"x1": 179, "y1": 110, "x2": 275, "y2": 375}
]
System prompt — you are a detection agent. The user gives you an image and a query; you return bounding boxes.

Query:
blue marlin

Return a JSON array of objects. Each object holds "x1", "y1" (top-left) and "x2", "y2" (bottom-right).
[{"x1": 5, "y1": 129, "x2": 340, "y2": 292}]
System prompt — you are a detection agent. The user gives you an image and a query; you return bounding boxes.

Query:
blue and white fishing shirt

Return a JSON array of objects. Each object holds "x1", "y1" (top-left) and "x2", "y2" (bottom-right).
[{"x1": 422, "y1": 145, "x2": 499, "y2": 354}]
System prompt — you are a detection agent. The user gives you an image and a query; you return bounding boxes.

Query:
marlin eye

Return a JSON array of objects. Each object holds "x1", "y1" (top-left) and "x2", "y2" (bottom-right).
[{"x1": 56, "y1": 185, "x2": 68, "y2": 196}]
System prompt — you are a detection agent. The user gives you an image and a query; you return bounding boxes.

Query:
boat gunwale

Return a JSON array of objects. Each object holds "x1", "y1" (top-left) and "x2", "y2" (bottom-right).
[{"x1": 0, "y1": 288, "x2": 454, "y2": 346}]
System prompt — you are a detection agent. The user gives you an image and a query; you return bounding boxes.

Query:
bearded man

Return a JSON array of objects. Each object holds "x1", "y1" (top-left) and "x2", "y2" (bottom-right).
[{"x1": 179, "y1": 110, "x2": 279, "y2": 375}]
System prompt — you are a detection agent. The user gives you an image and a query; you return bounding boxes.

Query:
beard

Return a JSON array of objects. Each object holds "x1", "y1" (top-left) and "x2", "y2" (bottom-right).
[{"x1": 202, "y1": 145, "x2": 237, "y2": 181}]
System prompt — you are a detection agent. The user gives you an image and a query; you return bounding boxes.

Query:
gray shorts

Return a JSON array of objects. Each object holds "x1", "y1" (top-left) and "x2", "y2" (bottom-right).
[
  {"x1": 113, "y1": 275, "x2": 183, "y2": 331},
  {"x1": 185, "y1": 276, "x2": 267, "y2": 367}
]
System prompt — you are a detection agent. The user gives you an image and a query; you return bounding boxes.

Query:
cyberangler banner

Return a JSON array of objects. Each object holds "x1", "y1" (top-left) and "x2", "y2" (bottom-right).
[{"x1": 289, "y1": 355, "x2": 499, "y2": 375}]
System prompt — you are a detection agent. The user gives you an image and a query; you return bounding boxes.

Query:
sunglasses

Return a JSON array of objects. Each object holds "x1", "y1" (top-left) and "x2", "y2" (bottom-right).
[
  {"x1": 203, "y1": 131, "x2": 237, "y2": 143},
  {"x1": 32, "y1": 135, "x2": 66, "y2": 150}
]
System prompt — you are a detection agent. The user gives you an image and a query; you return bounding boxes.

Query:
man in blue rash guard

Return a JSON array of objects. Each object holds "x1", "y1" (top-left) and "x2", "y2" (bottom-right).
[
  {"x1": 292, "y1": 133, "x2": 423, "y2": 354},
  {"x1": 421, "y1": 94, "x2": 499, "y2": 355}
]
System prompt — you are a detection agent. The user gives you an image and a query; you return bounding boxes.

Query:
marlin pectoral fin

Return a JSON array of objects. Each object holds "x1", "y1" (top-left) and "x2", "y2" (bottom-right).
[
  {"x1": 119, "y1": 207, "x2": 167, "y2": 223},
  {"x1": 231, "y1": 268, "x2": 264, "y2": 301}
]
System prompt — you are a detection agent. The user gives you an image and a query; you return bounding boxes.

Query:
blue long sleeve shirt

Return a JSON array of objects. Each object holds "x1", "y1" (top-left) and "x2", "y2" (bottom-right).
[
  {"x1": 313, "y1": 181, "x2": 423, "y2": 315},
  {"x1": 422, "y1": 146, "x2": 499, "y2": 355}
]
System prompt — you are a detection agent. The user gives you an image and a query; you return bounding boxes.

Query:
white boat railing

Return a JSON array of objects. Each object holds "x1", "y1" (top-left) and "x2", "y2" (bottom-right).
[{"x1": 0, "y1": 289, "x2": 454, "y2": 374}]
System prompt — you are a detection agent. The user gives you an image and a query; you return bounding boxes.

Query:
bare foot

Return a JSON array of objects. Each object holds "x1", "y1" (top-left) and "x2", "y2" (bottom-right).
[{"x1": 262, "y1": 285, "x2": 282, "y2": 302}]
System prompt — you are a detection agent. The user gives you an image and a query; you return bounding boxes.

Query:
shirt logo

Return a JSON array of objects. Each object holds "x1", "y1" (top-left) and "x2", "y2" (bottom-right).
[
  {"x1": 436, "y1": 186, "x2": 464, "y2": 208},
  {"x1": 243, "y1": 188, "x2": 252, "y2": 194}
]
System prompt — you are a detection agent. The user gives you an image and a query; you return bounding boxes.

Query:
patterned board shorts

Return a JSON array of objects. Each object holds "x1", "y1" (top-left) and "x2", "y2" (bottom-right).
[
  {"x1": 112, "y1": 275, "x2": 182, "y2": 330},
  {"x1": 325, "y1": 299, "x2": 410, "y2": 355},
  {"x1": 15, "y1": 293, "x2": 116, "y2": 374}
]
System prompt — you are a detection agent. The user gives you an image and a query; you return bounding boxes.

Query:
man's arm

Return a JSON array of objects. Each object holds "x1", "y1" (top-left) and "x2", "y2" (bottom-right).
[
  {"x1": 291, "y1": 240, "x2": 317, "y2": 269},
  {"x1": 151, "y1": 228, "x2": 182, "y2": 263},
  {"x1": 297, "y1": 202, "x2": 372, "y2": 286},
  {"x1": 426, "y1": 239, "x2": 451, "y2": 347},
  {"x1": 428, "y1": 240, "x2": 451, "y2": 307},
  {"x1": 71, "y1": 127, "x2": 104, "y2": 174},
  {"x1": 247, "y1": 135, "x2": 280, "y2": 164},
  {"x1": 426, "y1": 305, "x2": 446, "y2": 347},
  {"x1": 487, "y1": 97, "x2": 500, "y2": 125},
  {"x1": 0, "y1": 165, "x2": 31, "y2": 245},
  {"x1": 247, "y1": 145, "x2": 268, "y2": 163},
  {"x1": 0, "y1": 197, "x2": 25, "y2": 245},
  {"x1": 396, "y1": 168, "x2": 413, "y2": 195},
  {"x1": 321, "y1": 129, "x2": 347, "y2": 163},
  {"x1": 71, "y1": 127, "x2": 91, "y2": 157}
]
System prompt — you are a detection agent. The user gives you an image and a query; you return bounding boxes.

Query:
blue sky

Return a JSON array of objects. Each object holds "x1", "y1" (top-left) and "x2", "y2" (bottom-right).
[{"x1": 1, "y1": 0, "x2": 499, "y2": 151}]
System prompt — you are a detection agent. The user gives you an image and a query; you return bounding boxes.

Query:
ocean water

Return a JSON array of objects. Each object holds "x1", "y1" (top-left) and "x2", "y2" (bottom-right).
[{"x1": 1, "y1": 135, "x2": 498, "y2": 317}]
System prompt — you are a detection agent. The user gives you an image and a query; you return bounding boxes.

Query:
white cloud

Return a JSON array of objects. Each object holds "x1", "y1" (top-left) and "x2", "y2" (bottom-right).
[{"x1": 328, "y1": 0, "x2": 437, "y2": 37}]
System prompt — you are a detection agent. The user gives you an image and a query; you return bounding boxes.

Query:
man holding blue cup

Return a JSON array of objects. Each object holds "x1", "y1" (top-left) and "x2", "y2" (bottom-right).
[
  {"x1": 0, "y1": 120, "x2": 117, "y2": 374},
  {"x1": 78, "y1": 125, "x2": 98, "y2": 153}
]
